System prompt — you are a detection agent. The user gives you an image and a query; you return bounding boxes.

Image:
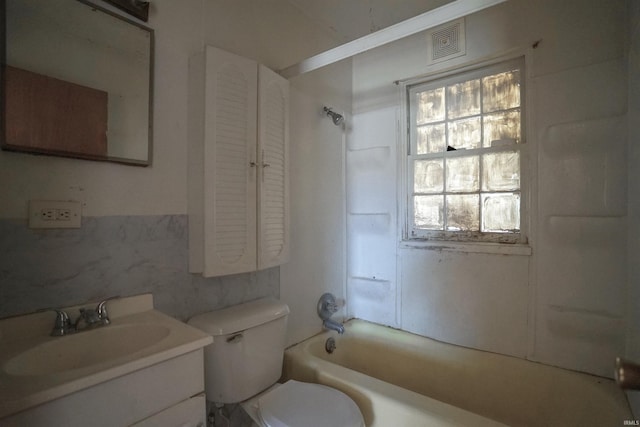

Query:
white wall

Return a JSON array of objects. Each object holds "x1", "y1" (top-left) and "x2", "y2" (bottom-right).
[
  {"x1": 281, "y1": 61, "x2": 352, "y2": 346},
  {"x1": 349, "y1": 0, "x2": 628, "y2": 377},
  {"x1": 626, "y1": 0, "x2": 640, "y2": 415}
]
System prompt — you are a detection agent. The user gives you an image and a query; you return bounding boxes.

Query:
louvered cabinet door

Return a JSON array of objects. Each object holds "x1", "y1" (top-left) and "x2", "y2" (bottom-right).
[
  {"x1": 203, "y1": 46, "x2": 258, "y2": 276},
  {"x1": 257, "y1": 65, "x2": 289, "y2": 269}
]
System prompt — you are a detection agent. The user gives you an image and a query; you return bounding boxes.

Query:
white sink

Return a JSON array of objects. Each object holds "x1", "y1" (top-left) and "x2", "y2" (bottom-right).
[
  {"x1": 0, "y1": 295, "x2": 213, "y2": 420},
  {"x1": 4, "y1": 323, "x2": 170, "y2": 376}
]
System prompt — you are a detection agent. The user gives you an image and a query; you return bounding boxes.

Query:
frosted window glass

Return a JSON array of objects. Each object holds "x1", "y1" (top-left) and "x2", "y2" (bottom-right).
[
  {"x1": 414, "y1": 159, "x2": 443, "y2": 193},
  {"x1": 482, "y1": 70, "x2": 520, "y2": 113},
  {"x1": 446, "y1": 156, "x2": 479, "y2": 192},
  {"x1": 414, "y1": 195, "x2": 444, "y2": 229},
  {"x1": 416, "y1": 88, "x2": 445, "y2": 125},
  {"x1": 448, "y1": 117, "x2": 481, "y2": 150},
  {"x1": 416, "y1": 123, "x2": 446, "y2": 154},
  {"x1": 483, "y1": 110, "x2": 521, "y2": 147},
  {"x1": 482, "y1": 193, "x2": 520, "y2": 232},
  {"x1": 482, "y1": 152, "x2": 520, "y2": 191},
  {"x1": 446, "y1": 194, "x2": 479, "y2": 231},
  {"x1": 408, "y1": 60, "x2": 524, "y2": 241},
  {"x1": 447, "y1": 79, "x2": 480, "y2": 119}
]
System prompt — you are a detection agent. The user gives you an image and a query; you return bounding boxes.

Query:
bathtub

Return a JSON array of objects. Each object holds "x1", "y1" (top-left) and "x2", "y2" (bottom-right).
[{"x1": 282, "y1": 319, "x2": 631, "y2": 427}]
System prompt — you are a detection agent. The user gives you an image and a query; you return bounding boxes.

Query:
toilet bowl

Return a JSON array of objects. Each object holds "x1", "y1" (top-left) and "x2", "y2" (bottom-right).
[
  {"x1": 188, "y1": 298, "x2": 364, "y2": 427},
  {"x1": 242, "y1": 380, "x2": 363, "y2": 427}
]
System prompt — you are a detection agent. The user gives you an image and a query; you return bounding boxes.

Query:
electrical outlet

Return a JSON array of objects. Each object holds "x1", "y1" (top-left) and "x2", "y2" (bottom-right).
[
  {"x1": 41, "y1": 209, "x2": 56, "y2": 221},
  {"x1": 29, "y1": 200, "x2": 81, "y2": 229},
  {"x1": 56, "y1": 209, "x2": 71, "y2": 221}
]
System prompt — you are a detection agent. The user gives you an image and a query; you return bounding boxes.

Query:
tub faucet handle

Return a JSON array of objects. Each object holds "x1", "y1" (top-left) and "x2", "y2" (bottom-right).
[
  {"x1": 96, "y1": 296, "x2": 120, "y2": 325},
  {"x1": 318, "y1": 293, "x2": 340, "y2": 320},
  {"x1": 325, "y1": 301, "x2": 338, "y2": 313}
]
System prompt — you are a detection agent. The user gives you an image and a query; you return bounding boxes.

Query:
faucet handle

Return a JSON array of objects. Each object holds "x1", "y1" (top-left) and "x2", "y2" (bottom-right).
[
  {"x1": 325, "y1": 301, "x2": 338, "y2": 313},
  {"x1": 39, "y1": 308, "x2": 72, "y2": 336},
  {"x1": 78, "y1": 307, "x2": 101, "y2": 324},
  {"x1": 95, "y1": 296, "x2": 119, "y2": 325},
  {"x1": 317, "y1": 293, "x2": 341, "y2": 321}
]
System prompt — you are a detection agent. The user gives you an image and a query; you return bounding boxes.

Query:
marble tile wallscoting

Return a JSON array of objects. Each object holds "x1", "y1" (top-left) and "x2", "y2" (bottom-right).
[{"x1": 0, "y1": 215, "x2": 279, "y2": 320}]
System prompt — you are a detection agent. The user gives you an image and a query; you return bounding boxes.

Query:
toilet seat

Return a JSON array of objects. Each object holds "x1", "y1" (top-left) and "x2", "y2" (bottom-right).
[{"x1": 256, "y1": 380, "x2": 364, "y2": 427}]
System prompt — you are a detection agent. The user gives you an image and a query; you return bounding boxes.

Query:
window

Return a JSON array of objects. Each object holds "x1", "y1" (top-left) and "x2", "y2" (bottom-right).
[{"x1": 405, "y1": 58, "x2": 525, "y2": 243}]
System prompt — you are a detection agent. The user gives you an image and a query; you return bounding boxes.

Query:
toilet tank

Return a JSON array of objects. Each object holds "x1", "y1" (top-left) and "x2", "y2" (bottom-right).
[{"x1": 188, "y1": 298, "x2": 290, "y2": 404}]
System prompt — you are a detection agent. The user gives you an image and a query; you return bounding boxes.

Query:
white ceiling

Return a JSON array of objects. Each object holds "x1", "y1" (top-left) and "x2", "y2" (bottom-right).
[{"x1": 285, "y1": 0, "x2": 455, "y2": 43}]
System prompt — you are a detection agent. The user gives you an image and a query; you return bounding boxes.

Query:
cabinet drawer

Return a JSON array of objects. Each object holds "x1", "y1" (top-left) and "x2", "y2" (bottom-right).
[
  {"x1": 132, "y1": 393, "x2": 206, "y2": 427},
  {"x1": 2, "y1": 350, "x2": 205, "y2": 427}
]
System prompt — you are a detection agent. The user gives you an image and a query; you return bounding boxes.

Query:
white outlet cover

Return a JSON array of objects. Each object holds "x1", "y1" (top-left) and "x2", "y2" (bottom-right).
[{"x1": 29, "y1": 200, "x2": 82, "y2": 229}]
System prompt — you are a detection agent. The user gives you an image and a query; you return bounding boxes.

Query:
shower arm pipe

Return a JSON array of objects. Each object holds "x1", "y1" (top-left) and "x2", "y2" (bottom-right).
[{"x1": 278, "y1": 0, "x2": 507, "y2": 79}]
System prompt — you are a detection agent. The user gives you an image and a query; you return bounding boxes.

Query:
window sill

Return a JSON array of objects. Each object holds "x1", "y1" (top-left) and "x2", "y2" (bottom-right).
[{"x1": 400, "y1": 239, "x2": 532, "y2": 256}]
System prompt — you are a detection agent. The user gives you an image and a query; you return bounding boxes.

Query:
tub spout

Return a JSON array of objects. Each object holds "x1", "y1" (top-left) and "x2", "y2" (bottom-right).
[{"x1": 323, "y1": 318, "x2": 345, "y2": 334}]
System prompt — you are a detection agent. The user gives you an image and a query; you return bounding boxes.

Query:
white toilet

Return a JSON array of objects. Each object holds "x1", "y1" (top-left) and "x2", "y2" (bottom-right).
[{"x1": 188, "y1": 298, "x2": 364, "y2": 427}]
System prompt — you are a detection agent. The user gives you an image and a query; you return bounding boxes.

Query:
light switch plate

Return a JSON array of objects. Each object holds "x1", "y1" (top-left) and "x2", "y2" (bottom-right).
[{"x1": 29, "y1": 200, "x2": 82, "y2": 229}]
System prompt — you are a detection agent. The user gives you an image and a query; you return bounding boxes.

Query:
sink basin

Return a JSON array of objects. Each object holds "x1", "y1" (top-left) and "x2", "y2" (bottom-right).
[
  {"x1": 4, "y1": 323, "x2": 170, "y2": 376},
  {"x1": 0, "y1": 295, "x2": 214, "y2": 420}
]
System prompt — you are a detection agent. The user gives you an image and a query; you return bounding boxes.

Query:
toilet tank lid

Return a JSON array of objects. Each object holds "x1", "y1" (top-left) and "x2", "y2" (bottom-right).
[{"x1": 188, "y1": 298, "x2": 289, "y2": 336}]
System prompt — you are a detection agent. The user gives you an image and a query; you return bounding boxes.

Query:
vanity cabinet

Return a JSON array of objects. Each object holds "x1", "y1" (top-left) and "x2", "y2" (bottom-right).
[
  {"x1": 2, "y1": 350, "x2": 206, "y2": 427},
  {"x1": 188, "y1": 46, "x2": 289, "y2": 277}
]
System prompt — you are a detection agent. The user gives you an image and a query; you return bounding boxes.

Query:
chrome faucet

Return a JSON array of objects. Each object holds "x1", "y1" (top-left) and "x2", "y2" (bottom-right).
[
  {"x1": 75, "y1": 296, "x2": 119, "y2": 330},
  {"x1": 317, "y1": 293, "x2": 345, "y2": 334},
  {"x1": 96, "y1": 296, "x2": 118, "y2": 325},
  {"x1": 42, "y1": 308, "x2": 73, "y2": 336},
  {"x1": 323, "y1": 318, "x2": 345, "y2": 334},
  {"x1": 43, "y1": 296, "x2": 119, "y2": 336}
]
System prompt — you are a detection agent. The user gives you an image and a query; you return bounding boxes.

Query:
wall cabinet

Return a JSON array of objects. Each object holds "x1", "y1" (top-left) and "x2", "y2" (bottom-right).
[{"x1": 189, "y1": 46, "x2": 289, "y2": 277}]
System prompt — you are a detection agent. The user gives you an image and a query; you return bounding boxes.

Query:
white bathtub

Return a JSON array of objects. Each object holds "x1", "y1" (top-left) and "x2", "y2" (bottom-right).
[{"x1": 283, "y1": 319, "x2": 631, "y2": 427}]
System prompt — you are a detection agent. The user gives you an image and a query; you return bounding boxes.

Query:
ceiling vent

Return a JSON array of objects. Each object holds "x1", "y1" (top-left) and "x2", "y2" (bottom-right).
[{"x1": 427, "y1": 18, "x2": 466, "y2": 65}]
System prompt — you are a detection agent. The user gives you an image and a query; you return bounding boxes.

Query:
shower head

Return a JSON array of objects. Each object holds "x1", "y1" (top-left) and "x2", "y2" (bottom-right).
[{"x1": 323, "y1": 107, "x2": 344, "y2": 126}]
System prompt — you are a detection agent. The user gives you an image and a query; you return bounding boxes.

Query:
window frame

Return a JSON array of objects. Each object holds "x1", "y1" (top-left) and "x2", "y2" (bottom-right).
[{"x1": 400, "y1": 56, "x2": 529, "y2": 245}]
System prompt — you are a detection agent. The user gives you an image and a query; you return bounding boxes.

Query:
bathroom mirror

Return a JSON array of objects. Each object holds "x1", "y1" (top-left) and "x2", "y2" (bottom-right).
[{"x1": 2, "y1": 0, "x2": 153, "y2": 166}]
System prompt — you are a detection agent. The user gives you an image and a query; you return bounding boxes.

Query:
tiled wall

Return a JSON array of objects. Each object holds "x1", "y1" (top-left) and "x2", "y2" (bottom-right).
[{"x1": 0, "y1": 215, "x2": 279, "y2": 321}]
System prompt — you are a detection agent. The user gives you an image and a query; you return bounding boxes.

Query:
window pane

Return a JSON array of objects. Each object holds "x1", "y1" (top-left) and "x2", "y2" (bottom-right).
[
  {"x1": 417, "y1": 123, "x2": 446, "y2": 154},
  {"x1": 414, "y1": 159, "x2": 443, "y2": 193},
  {"x1": 447, "y1": 79, "x2": 480, "y2": 119},
  {"x1": 446, "y1": 194, "x2": 479, "y2": 231},
  {"x1": 448, "y1": 117, "x2": 481, "y2": 150},
  {"x1": 482, "y1": 152, "x2": 520, "y2": 191},
  {"x1": 414, "y1": 195, "x2": 444, "y2": 229},
  {"x1": 446, "y1": 156, "x2": 479, "y2": 192},
  {"x1": 483, "y1": 110, "x2": 521, "y2": 147},
  {"x1": 408, "y1": 60, "x2": 524, "y2": 241},
  {"x1": 482, "y1": 193, "x2": 520, "y2": 232},
  {"x1": 416, "y1": 87, "x2": 445, "y2": 125},
  {"x1": 482, "y1": 69, "x2": 520, "y2": 113}
]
